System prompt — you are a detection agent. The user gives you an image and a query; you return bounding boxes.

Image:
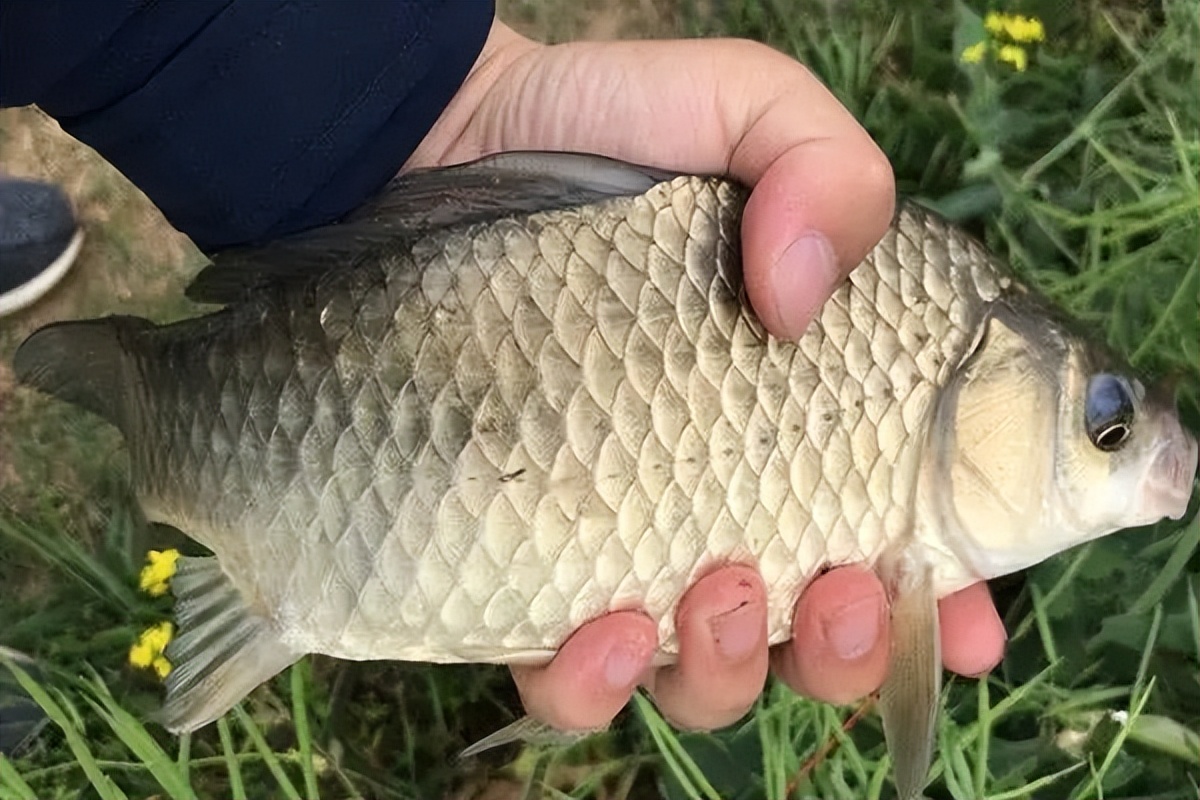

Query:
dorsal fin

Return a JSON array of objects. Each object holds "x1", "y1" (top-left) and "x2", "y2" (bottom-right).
[{"x1": 186, "y1": 152, "x2": 679, "y2": 304}]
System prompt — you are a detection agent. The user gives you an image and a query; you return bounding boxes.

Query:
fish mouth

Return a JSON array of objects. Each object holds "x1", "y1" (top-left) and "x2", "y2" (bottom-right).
[{"x1": 1139, "y1": 420, "x2": 1199, "y2": 521}]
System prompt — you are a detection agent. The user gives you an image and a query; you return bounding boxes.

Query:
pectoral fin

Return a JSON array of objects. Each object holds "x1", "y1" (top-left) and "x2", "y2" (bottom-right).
[
  {"x1": 459, "y1": 715, "x2": 599, "y2": 759},
  {"x1": 878, "y1": 559, "x2": 941, "y2": 800}
]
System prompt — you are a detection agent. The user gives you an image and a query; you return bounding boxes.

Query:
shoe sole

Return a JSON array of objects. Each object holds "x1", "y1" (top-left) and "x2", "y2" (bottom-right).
[
  {"x1": 0, "y1": 228, "x2": 85, "y2": 318},
  {"x1": 0, "y1": 646, "x2": 49, "y2": 758}
]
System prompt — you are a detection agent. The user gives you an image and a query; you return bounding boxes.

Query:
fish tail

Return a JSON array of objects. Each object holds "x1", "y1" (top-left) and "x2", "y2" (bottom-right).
[
  {"x1": 155, "y1": 556, "x2": 302, "y2": 733},
  {"x1": 13, "y1": 316, "x2": 153, "y2": 433}
]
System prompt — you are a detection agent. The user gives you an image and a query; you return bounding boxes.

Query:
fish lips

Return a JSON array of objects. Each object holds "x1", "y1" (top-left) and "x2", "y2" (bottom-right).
[{"x1": 1139, "y1": 415, "x2": 1199, "y2": 522}]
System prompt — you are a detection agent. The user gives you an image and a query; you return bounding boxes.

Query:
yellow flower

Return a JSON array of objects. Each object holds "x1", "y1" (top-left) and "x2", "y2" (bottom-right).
[
  {"x1": 997, "y1": 44, "x2": 1029, "y2": 72},
  {"x1": 961, "y1": 41, "x2": 989, "y2": 64},
  {"x1": 138, "y1": 549, "x2": 180, "y2": 597},
  {"x1": 984, "y1": 11, "x2": 1045, "y2": 44},
  {"x1": 129, "y1": 621, "x2": 174, "y2": 679}
]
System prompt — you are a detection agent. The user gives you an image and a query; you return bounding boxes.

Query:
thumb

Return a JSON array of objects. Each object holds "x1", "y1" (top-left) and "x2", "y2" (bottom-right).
[
  {"x1": 409, "y1": 26, "x2": 895, "y2": 340},
  {"x1": 727, "y1": 74, "x2": 895, "y2": 339}
]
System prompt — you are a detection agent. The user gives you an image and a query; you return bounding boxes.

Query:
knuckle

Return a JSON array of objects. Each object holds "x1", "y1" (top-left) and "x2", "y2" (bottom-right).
[{"x1": 854, "y1": 146, "x2": 897, "y2": 221}]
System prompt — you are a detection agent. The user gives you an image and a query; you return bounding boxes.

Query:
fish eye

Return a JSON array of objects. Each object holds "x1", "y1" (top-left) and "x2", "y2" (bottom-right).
[{"x1": 1085, "y1": 373, "x2": 1135, "y2": 452}]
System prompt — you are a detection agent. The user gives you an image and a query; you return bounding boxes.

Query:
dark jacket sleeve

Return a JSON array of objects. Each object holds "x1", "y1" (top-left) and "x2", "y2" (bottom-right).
[{"x1": 1, "y1": 0, "x2": 494, "y2": 252}]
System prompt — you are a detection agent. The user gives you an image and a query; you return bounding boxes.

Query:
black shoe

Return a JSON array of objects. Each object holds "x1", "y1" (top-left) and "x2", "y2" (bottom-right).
[
  {"x1": 0, "y1": 177, "x2": 83, "y2": 317},
  {"x1": 0, "y1": 647, "x2": 48, "y2": 758}
]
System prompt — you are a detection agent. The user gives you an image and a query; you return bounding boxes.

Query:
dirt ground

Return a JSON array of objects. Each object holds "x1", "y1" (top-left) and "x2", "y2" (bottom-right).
[{"x1": 0, "y1": 106, "x2": 202, "y2": 509}]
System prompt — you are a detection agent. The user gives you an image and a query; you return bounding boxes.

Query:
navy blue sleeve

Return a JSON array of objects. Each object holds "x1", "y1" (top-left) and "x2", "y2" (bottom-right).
[{"x1": 1, "y1": 1, "x2": 495, "y2": 252}]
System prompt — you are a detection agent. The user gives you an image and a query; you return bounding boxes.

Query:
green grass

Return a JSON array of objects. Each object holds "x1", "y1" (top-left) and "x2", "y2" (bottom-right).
[{"x1": 2, "y1": 0, "x2": 1199, "y2": 798}]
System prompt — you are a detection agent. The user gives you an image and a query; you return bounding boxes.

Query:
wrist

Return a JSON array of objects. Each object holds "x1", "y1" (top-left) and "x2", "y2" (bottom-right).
[{"x1": 403, "y1": 19, "x2": 541, "y2": 171}]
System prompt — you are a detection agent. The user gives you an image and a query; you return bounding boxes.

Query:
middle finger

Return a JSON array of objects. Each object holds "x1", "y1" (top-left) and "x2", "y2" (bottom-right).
[{"x1": 646, "y1": 565, "x2": 770, "y2": 730}]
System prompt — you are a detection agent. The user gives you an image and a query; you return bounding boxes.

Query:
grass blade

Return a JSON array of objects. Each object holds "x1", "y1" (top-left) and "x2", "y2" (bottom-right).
[
  {"x1": 1133, "y1": 604, "x2": 1163, "y2": 694},
  {"x1": 1129, "y1": 514, "x2": 1200, "y2": 614},
  {"x1": 290, "y1": 662, "x2": 320, "y2": 800},
  {"x1": 82, "y1": 673, "x2": 198, "y2": 800},
  {"x1": 1188, "y1": 575, "x2": 1200, "y2": 662},
  {"x1": 0, "y1": 754, "x2": 39, "y2": 800},
  {"x1": 218, "y1": 715, "x2": 247, "y2": 800},
  {"x1": 0, "y1": 512, "x2": 138, "y2": 614},
  {"x1": 972, "y1": 678, "x2": 991, "y2": 799},
  {"x1": 1029, "y1": 583, "x2": 1060, "y2": 665},
  {"x1": 177, "y1": 733, "x2": 191, "y2": 787},
  {"x1": 2, "y1": 659, "x2": 129, "y2": 800},
  {"x1": 234, "y1": 704, "x2": 302, "y2": 800},
  {"x1": 632, "y1": 693, "x2": 721, "y2": 800},
  {"x1": 985, "y1": 762, "x2": 1086, "y2": 800}
]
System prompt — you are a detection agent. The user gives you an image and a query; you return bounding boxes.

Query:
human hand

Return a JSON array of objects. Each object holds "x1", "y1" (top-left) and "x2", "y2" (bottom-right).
[{"x1": 407, "y1": 19, "x2": 1007, "y2": 732}]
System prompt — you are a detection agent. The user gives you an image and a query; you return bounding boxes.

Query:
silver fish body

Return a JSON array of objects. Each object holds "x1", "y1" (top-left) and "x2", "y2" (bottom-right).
[
  {"x1": 138, "y1": 177, "x2": 1003, "y2": 662},
  {"x1": 15, "y1": 154, "x2": 1196, "y2": 785}
]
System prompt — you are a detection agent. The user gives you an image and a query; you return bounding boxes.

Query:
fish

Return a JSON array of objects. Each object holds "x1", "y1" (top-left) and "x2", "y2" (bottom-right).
[{"x1": 13, "y1": 152, "x2": 1197, "y2": 798}]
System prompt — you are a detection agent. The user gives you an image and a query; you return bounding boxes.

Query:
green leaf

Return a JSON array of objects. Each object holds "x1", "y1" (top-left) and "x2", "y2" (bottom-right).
[{"x1": 1125, "y1": 714, "x2": 1200, "y2": 766}]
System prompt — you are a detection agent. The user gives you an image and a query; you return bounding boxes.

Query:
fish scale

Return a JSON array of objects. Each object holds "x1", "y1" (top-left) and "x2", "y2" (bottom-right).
[{"x1": 118, "y1": 174, "x2": 1000, "y2": 663}]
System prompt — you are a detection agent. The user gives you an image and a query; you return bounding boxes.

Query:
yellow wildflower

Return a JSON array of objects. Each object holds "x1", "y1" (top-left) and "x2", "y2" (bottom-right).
[
  {"x1": 964, "y1": 11, "x2": 1042, "y2": 71},
  {"x1": 129, "y1": 621, "x2": 174, "y2": 679},
  {"x1": 997, "y1": 44, "x2": 1029, "y2": 72},
  {"x1": 152, "y1": 656, "x2": 172, "y2": 679},
  {"x1": 960, "y1": 41, "x2": 989, "y2": 64},
  {"x1": 138, "y1": 548, "x2": 180, "y2": 597},
  {"x1": 984, "y1": 11, "x2": 1045, "y2": 43}
]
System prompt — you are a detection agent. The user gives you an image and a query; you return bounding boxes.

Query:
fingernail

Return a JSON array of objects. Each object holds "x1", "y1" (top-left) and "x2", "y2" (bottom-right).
[
  {"x1": 823, "y1": 594, "x2": 883, "y2": 661},
  {"x1": 604, "y1": 637, "x2": 650, "y2": 690},
  {"x1": 709, "y1": 601, "x2": 762, "y2": 662},
  {"x1": 769, "y1": 232, "x2": 838, "y2": 340}
]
